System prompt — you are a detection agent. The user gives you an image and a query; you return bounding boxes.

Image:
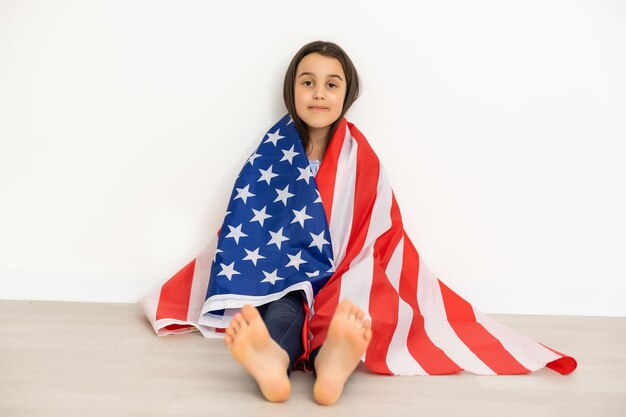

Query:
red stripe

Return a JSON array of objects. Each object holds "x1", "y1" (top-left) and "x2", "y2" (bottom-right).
[
  {"x1": 438, "y1": 280, "x2": 530, "y2": 374},
  {"x1": 310, "y1": 122, "x2": 379, "y2": 352},
  {"x1": 540, "y1": 343, "x2": 578, "y2": 375},
  {"x1": 401, "y1": 232, "x2": 463, "y2": 374},
  {"x1": 156, "y1": 259, "x2": 195, "y2": 322},
  {"x1": 315, "y1": 117, "x2": 346, "y2": 222},
  {"x1": 364, "y1": 217, "x2": 404, "y2": 374}
]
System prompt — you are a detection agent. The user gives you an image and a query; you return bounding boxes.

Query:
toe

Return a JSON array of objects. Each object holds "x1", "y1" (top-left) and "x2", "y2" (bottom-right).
[
  {"x1": 364, "y1": 327, "x2": 373, "y2": 343},
  {"x1": 226, "y1": 327, "x2": 236, "y2": 339},
  {"x1": 348, "y1": 305, "x2": 359, "y2": 320},
  {"x1": 241, "y1": 304, "x2": 262, "y2": 323},
  {"x1": 363, "y1": 320, "x2": 373, "y2": 342},
  {"x1": 355, "y1": 309, "x2": 365, "y2": 322},
  {"x1": 337, "y1": 299, "x2": 353, "y2": 315},
  {"x1": 233, "y1": 313, "x2": 247, "y2": 327},
  {"x1": 224, "y1": 334, "x2": 233, "y2": 346}
]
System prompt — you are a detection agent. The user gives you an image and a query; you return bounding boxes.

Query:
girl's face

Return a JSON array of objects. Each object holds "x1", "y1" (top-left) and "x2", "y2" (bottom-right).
[{"x1": 294, "y1": 52, "x2": 347, "y2": 134}]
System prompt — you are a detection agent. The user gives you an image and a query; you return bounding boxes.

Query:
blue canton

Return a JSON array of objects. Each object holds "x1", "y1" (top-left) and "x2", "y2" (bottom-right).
[{"x1": 204, "y1": 114, "x2": 335, "y2": 314}]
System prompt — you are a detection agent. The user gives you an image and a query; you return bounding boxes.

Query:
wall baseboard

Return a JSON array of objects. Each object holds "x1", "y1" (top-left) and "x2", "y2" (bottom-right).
[{"x1": 1, "y1": 269, "x2": 624, "y2": 317}]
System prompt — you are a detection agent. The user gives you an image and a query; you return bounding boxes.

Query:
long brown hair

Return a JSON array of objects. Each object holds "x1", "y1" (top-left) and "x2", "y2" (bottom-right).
[{"x1": 283, "y1": 41, "x2": 361, "y2": 155}]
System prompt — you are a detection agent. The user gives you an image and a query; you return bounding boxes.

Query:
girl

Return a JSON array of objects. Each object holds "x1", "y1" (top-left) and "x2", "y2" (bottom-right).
[
  {"x1": 140, "y1": 40, "x2": 576, "y2": 410},
  {"x1": 223, "y1": 41, "x2": 370, "y2": 405}
]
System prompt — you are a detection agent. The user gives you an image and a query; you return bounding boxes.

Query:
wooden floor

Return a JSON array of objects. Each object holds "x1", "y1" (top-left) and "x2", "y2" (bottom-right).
[{"x1": 0, "y1": 300, "x2": 624, "y2": 417}]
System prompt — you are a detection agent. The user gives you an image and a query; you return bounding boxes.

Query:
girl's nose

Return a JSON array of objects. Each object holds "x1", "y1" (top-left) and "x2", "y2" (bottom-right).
[{"x1": 313, "y1": 86, "x2": 325, "y2": 99}]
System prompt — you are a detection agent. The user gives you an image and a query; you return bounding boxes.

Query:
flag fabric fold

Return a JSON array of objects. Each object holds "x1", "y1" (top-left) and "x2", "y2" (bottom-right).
[{"x1": 139, "y1": 113, "x2": 577, "y2": 376}]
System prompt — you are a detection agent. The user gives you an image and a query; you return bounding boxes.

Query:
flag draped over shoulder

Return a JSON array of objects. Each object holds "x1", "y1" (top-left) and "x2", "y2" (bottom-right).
[{"x1": 139, "y1": 113, "x2": 577, "y2": 376}]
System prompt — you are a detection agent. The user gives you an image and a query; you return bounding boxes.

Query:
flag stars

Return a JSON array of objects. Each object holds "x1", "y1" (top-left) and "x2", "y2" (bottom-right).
[
  {"x1": 268, "y1": 227, "x2": 289, "y2": 250},
  {"x1": 234, "y1": 184, "x2": 255, "y2": 204},
  {"x1": 261, "y1": 269, "x2": 284, "y2": 285},
  {"x1": 250, "y1": 206, "x2": 272, "y2": 227},
  {"x1": 309, "y1": 230, "x2": 330, "y2": 252},
  {"x1": 217, "y1": 261, "x2": 240, "y2": 281},
  {"x1": 280, "y1": 145, "x2": 299, "y2": 165},
  {"x1": 225, "y1": 223, "x2": 247, "y2": 244},
  {"x1": 285, "y1": 250, "x2": 307, "y2": 271},
  {"x1": 297, "y1": 166, "x2": 314, "y2": 185},
  {"x1": 243, "y1": 247, "x2": 265, "y2": 266},
  {"x1": 264, "y1": 129, "x2": 285, "y2": 146},
  {"x1": 248, "y1": 152, "x2": 261, "y2": 166},
  {"x1": 291, "y1": 206, "x2": 313, "y2": 227},
  {"x1": 314, "y1": 189, "x2": 322, "y2": 204},
  {"x1": 274, "y1": 185, "x2": 295, "y2": 206},
  {"x1": 258, "y1": 165, "x2": 279, "y2": 185},
  {"x1": 327, "y1": 257, "x2": 336, "y2": 273}
]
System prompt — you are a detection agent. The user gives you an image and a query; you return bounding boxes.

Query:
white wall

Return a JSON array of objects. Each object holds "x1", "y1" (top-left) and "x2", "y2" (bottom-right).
[{"x1": 1, "y1": 0, "x2": 624, "y2": 316}]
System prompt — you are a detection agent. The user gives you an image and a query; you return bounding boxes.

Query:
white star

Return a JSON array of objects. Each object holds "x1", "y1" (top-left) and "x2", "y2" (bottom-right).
[
  {"x1": 287, "y1": 117, "x2": 294, "y2": 125},
  {"x1": 306, "y1": 270, "x2": 320, "y2": 277},
  {"x1": 297, "y1": 166, "x2": 314, "y2": 185},
  {"x1": 285, "y1": 250, "x2": 307, "y2": 271},
  {"x1": 280, "y1": 145, "x2": 299, "y2": 165},
  {"x1": 309, "y1": 230, "x2": 330, "y2": 253},
  {"x1": 248, "y1": 152, "x2": 261, "y2": 166},
  {"x1": 274, "y1": 185, "x2": 295, "y2": 206},
  {"x1": 250, "y1": 206, "x2": 272, "y2": 227},
  {"x1": 234, "y1": 184, "x2": 255, "y2": 204},
  {"x1": 243, "y1": 247, "x2": 265, "y2": 266},
  {"x1": 268, "y1": 227, "x2": 289, "y2": 250},
  {"x1": 225, "y1": 223, "x2": 247, "y2": 244},
  {"x1": 261, "y1": 269, "x2": 284, "y2": 285},
  {"x1": 327, "y1": 257, "x2": 336, "y2": 273},
  {"x1": 264, "y1": 129, "x2": 284, "y2": 146},
  {"x1": 258, "y1": 165, "x2": 279, "y2": 185},
  {"x1": 217, "y1": 261, "x2": 240, "y2": 281},
  {"x1": 291, "y1": 206, "x2": 313, "y2": 227},
  {"x1": 314, "y1": 190, "x2": 322, "y2": 203},
  {"x1": 213, "y1": 248, "x2": 223, "y2": 263}
]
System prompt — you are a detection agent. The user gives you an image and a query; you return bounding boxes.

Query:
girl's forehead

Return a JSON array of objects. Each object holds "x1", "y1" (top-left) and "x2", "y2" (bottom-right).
[{"x1": 297, "y1": 53, "x2": 345, "y2": 78}]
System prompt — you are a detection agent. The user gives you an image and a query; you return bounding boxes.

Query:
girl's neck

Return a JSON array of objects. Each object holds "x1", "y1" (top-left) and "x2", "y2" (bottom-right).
[{"x1": 306, "y1": 126, "x2": 330, "y2": 161}]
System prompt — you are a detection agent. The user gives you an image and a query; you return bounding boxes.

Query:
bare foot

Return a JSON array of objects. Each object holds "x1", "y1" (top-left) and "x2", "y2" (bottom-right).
[
  {"x1": 312, "y1": 299, "x2": 373, "y2": 405},
  {"x1": 223, "y1": 304, "x2": 291, "y2": 402}
]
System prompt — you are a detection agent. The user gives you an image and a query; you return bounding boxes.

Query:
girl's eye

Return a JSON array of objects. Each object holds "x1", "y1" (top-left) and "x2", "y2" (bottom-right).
[
  {"x1": 303, "y1": 80, "x2": 313, "y2": 86},
  {"x1": 328, "y1": 83, "x2": 337, "y2": 88}
]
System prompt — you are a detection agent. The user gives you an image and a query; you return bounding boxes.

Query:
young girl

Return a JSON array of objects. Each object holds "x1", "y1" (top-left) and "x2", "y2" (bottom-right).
[
  {"x1": 223, "y1": 41, "x2": 370, "y2": 405},
  {"x1": 140, "y1": 40, "x2": 576, "y2": 410}
]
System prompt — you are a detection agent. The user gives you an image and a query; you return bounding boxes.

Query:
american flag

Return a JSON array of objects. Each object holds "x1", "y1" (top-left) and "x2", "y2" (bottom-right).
[
  {"x1": 139, "y1": 114, "x2": 577, "y2": 376},
  {"x1": 199, "y1": 114, "x2": 335, "y2": 328}
]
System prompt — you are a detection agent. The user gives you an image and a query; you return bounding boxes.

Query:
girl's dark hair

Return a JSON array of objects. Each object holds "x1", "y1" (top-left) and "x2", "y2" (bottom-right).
[{"x1": 283, "y1": 41, "x2": 360, "y2": 155}]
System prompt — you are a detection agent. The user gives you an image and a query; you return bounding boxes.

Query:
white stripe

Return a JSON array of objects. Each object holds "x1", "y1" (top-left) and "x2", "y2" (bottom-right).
[
  {"x1": 154, "y1": 318, "x2": 222, "y2": 338},
  {"x1": 339, "y1": 247, "x2": 374, "y2": 315},
  {"x1": 200, "y1": 281, "x2": 314, "y2": 318},
  {"x1": 138, "y1": 287, "x2": 160, "y2": 334},
  {"x1": 340, "y1": 166, "x2": 392, "y2": 363},
  {"x1": 187, "y1": 235, "x2": 218, "y2": 322},
  {"x1": 328, "y1": 127, "x2": 356, "y2": 267},
  {"x1": 417, "y1": 257, "x2": 496, "y2": 374},
  {"x1": 473, "y1": 308, "x2": 562, "y2": 371},
  {"x1": 385, "y1": 237, "x2": 428, "y2": 375},
  {"x1": 338, "y1": 247, "x2": 374, "y2": 362}
]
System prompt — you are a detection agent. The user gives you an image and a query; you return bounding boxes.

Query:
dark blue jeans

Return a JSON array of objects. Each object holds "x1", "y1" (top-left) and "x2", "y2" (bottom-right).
[{"x1": 256, "y1": 291, "x2": 321, "y2": 376}]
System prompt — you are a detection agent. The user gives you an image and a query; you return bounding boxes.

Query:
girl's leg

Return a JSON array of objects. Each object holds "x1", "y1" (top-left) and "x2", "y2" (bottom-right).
[
  {"x1": 256, "y1": 291, "x2": 306, "y2": 376},
  {"x1": 311, "y1": 299, "x2": 373, "y2": 406},
  {"x1": 223, "y1": 291, "x2": 306, "y2": 402}
]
